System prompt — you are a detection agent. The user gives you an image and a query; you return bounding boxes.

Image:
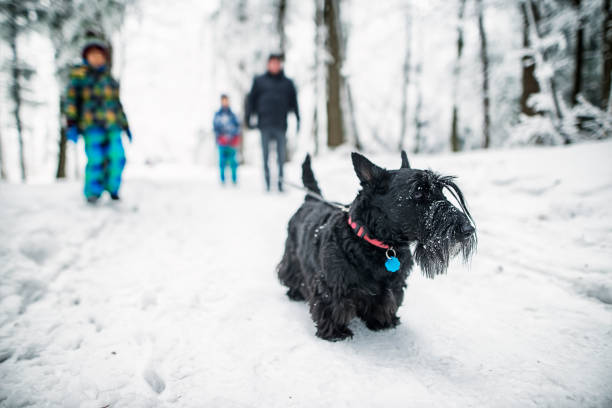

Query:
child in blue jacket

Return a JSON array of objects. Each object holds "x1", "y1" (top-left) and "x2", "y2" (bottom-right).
[{"x1": 213, "y1": 95, "x2": 241, "y2": 185}]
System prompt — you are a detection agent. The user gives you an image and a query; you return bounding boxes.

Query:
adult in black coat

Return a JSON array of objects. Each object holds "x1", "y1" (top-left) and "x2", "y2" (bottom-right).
[{"x1": 245, "y1": 53, "x2": 300, "y2": 192}]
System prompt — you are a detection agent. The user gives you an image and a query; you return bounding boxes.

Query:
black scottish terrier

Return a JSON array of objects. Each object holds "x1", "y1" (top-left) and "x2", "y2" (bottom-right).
[{"x1": 277, "y1": 151, "x2": 477, "y2": 341}]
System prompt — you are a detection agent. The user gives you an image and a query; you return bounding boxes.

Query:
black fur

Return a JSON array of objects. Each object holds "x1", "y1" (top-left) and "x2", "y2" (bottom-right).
[{"x1": 278, "y1": 151, "x2": 477, "y2": 341}]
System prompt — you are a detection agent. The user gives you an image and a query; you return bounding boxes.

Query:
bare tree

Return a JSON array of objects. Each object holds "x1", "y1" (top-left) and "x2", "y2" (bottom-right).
[
  {"x1": 450, "y1": 0, "x2": 466, "y2": 152},
  {"x1": 276, "y1": 0, "x2": 294, "y2": 162},
  {"x1": 8, "y1": 13, "x2": 26, "y2": 180},
  {"x1": 324, "y1": 0, "x2": 345, "y2": 147},
  {"x1": 48, "y1": 0, "x2": 77, "y2": 179},
  {"x1": 525, "y1": 0, "x2": 568, "y2": 143},
  {"x1": 56, "y1": 124, "x2": 68, "y2": 178},
  {"x1": 312, "y1": 0, "x2": 324, "y2": 155},
  {"x1": 1, "y1": 0, "x2": 51, "y2": 182},
  {"x1": 476, "y1": 0, "x2": 491, "y2": 149},
  {"x1": 604, "y1": 0, "x2": 612, "y2": 110},
  {"x1": 336, "y1": 1, "x2": 359, "y2": 150},
  {"x1": 0, "y1": 1, "x2": 43, "y2": 181},
  {"x1": 236, "y1": 0, "x2": 249, "y2": 163},
  {"x1": 571, "y1": 0, "x2": 584, "y2": 106},
  {"x1": 276, "y1": 0, "x2": 287, "y2": 55},
  {"x1": 520, "y1": 1, "x2": 541, "y2": 116},
  {"x1": 398, "y1": 3, "x2": 412, "y2": 151}
]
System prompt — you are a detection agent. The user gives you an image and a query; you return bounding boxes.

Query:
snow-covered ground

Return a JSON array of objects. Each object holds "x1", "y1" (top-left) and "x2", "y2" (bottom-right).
[{"x1": 1, "y1": 141, "x2": 611, "y2": 407}]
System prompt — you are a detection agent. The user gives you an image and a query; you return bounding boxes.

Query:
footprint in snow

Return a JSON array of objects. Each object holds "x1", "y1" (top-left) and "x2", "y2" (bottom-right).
[
  {"x1": 18, "y1": 279, "x2": 48, "y2": 314},
  {"x1": 16, "y1": 344, "x2": 39, "y2": 361},
  {"x1": 491, "y1": 177, "x2": 517, "y2": 186},
  {"x1": 88, "y1": 316, "x2": 103, "y2": 332},
  {"x1": 0, "y1": 348, "x2": 14, "y2": 364},
  {"x1": 515, "y1": 179, "x2": 561, "y2": 196},
  {"x1": 19, "y1": 229, "x2": 58, "y2": 265},
  {"x1": 143, "y1": 367, "x2": 166, "y2": 394}
]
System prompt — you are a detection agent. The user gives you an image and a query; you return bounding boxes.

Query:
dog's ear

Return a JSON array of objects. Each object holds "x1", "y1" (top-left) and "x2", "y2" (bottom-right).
[
  {"x1": 400, "y1": 150, "x2": 411, "y2": 169},
  {"x1": 351, "y1": 152, "x2": 386, "y2": 185}
]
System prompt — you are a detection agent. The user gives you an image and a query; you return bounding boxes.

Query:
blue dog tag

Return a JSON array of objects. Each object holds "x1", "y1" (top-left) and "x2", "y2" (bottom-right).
[{"x1": 385, "y1": 256, "x2": 401, "y2": 272}]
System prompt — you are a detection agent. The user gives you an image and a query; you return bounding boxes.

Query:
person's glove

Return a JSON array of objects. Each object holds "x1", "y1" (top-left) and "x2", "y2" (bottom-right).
[
  {"x1": 66, "y1": 126, "x2": 79, "y2": 143},
  {"x1": 124, "y1": 128, "x2": 132, "y2": 143}
]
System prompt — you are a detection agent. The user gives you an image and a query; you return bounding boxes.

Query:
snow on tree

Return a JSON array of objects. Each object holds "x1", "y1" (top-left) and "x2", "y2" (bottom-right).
[
  {"x1": 45, "y1": 0, "x2": 134, "y2": 179},
  {"x1": 0, "y1": 0, "x2": 610, "y2": 181},
  {"x1": 0, "y1": 0, "x2": 49, "y2": 181}
]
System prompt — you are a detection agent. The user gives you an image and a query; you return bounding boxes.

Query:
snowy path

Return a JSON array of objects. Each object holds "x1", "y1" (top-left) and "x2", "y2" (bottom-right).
[{"x1": 1, "y1": 142, "x2": 612, "y2": 407}]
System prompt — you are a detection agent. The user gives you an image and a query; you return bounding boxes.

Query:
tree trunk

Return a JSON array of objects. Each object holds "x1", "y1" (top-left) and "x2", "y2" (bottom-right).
[
  {"x1": 56, "y1": 93, "x2": 68, "y2": 178},
  {"x1": 526, "y1": 0, "x2": 563, "y2": 121},
  {"x1": 312, "y1": 0, "x2": 323, "y2": 155},
  {"x1": 398, "y1": 5, "x2": 412, "y2": 151},
  {"x1": 9, "y1": 16, "x2": 26, "y2": 181},
  {"x1": 476, "y1": 0, "x2": 491, "y2": 149},
  {"x1": 571, "y1": 0, "x2": 584, "y2": 106},
  {"x1": 56, "y1": 127, "x2": 68, "y2": 178},
  {"x1": 450, "y1": 0, "x2": 466, "y2": 152},
  {"x1": 520, "y1": 1, "x2": 541, "y2": 116},
  {"x1": 237, "y1": 0, "x2": 248, "y2": 164},
  {"x1": 525, "y1": 0, "x2": 569, "y2": 143},
  {"x1": 276, "y1": 0, "x2": 287, "y2": 55},
  {"x1": 603, "y1": 0, "x2": 612, "y2": 109},
  {"x1": 324, "y1": 0, "x2": 345, "y2": 147},
  {"x1": 276, "y1": 0, "x2": 291, "y2": 162}
]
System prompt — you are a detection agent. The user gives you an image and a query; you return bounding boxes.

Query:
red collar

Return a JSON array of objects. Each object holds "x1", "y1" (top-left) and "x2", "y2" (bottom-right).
[{"x1": 347, "y1": 216, "x2": 390, "y2": 249}]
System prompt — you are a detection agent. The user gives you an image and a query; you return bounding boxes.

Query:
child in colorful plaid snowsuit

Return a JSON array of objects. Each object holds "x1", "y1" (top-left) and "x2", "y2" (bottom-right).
[
  {"x1": 63, "y1": 35, "x2": 131, "y2": 203},
  {"x1": 213, "y1": 95, "x2": 241, "y2": 185}
]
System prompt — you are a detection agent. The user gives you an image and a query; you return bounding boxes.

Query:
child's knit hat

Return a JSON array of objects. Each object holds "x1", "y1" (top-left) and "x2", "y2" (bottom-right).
[{"x1": 81, "y1": 31, "x2": 109, "y2": 59}]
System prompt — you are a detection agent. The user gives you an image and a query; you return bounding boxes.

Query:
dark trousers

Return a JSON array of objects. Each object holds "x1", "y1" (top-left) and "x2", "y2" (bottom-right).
[{"x1": 260, "y1": 127, "x2": 286, "y2": 190}]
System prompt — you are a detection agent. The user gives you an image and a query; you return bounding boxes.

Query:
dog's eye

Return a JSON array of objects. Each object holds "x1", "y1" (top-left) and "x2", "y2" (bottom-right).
[{"x1": 413, "y1": 186, "x2": 425, "y2": 199}]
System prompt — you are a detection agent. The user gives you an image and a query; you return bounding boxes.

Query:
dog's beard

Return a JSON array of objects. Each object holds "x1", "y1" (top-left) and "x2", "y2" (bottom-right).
[{"x1": 414, "y1": 201, "x2": 477, "y2": 279}]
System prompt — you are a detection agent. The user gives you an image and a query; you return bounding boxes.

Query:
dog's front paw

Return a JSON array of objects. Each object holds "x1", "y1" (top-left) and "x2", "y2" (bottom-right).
[
  {"x1": 365, "y1": 316, "x2": 400, "y2": 332},
  {"x1": 316, "y1": 326, "x2": 354, "y2": 342},
  {"x1": 286, "y1": 288, "x2": 306, "y2": 301}
]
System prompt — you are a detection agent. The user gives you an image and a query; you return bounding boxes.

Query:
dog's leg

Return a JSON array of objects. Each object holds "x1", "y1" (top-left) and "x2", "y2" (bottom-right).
[
  {"x1": 310, "y1": 297, "x2": 355, "y2": 341},
  {"x1": 277, "y1": 239, "x2": 307, "y2": 301},
  {"x1": 309, "y1": 280, "x2": 356, "y2": 341},
  {"x1": 358, "y1": 288, "x2": 401, "y2": 331}
]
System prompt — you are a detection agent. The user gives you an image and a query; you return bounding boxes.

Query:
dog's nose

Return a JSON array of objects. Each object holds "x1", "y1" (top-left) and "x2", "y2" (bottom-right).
[{"x1": 460, "y1": 223, "x2": 475, "y2": 236}]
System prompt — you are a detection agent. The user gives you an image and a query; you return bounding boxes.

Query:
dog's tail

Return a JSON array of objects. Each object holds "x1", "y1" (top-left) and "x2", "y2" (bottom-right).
[{"x1": 302, "y1": 154, "x2": 322, "y2": 197}]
